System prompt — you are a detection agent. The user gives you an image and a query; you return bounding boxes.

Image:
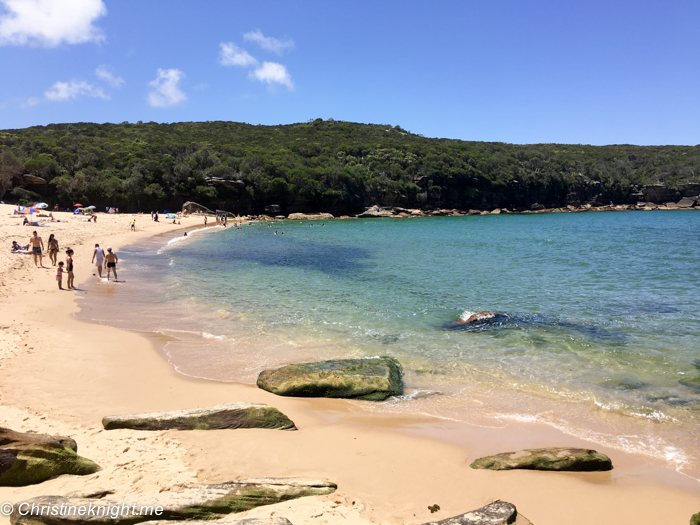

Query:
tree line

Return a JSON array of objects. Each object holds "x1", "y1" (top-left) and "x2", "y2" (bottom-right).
[{"x1": 1, "y1": 119, "x2": 699, "y2": 213}]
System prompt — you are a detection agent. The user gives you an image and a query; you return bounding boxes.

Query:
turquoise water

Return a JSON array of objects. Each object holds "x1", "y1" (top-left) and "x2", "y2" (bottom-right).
[{"x1": 81, "y1": 211, "x2": 700, "y2": 475}]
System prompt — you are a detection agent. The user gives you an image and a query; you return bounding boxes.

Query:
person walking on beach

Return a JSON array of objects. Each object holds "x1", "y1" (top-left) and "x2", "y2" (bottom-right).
[
  {"x1": 104, "y1": 247, "x2": 119, "y2": 282},
  {"x1": 92, "y1": 243, "x2": 105, "y2": 278},
  {"x1": 204, "y1": 215, "x2": 207, "y2": 226},
  {"x1": 65, "y1": 248, "x2": 75, "y2": 289},
  {"x1": 47, "y1": 234, "x2": 59, "y2": 266},
  {"x1": 28, "y1": 231, "x2": 44, "y2": 267},
  {"x1": 130, "y1": 219, "x2": 136, "y2": 231}
]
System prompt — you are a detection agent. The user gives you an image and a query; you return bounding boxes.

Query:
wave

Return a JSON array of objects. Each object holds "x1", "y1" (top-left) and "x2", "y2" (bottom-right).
[{"x1": 157, "y1": 225, "x2": 223, "y2": 253}]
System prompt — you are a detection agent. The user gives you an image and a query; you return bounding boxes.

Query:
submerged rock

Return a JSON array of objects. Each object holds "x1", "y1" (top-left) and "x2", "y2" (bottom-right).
[
  {"x1": 421, "y1": 500, "x2": 532, "y2": 525},
  {"x1": 470, "y1": 447, "x2": 612, "y2": 471},
  {"x1": 679, "y1": 376, "x2": 700, "y2": 391},
  {"x1": 102, "y1": 403, "x2": 296, "y2": 431},
  {"x1": 0, "y1": 427, "x2": 100, "y2": 487},
  {"x1": 11, "y1": 478, "x2": 336, "y2": 525},
  {"x1": 450, "y1": 311, "x2": 499, "y2": 326},
  {"x1": 257, "y1": 357, "x2": 403, "y2": 401}
]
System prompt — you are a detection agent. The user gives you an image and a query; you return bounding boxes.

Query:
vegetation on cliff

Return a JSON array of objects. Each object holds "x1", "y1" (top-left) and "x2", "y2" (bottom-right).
[{"x1": 1, "y1": 119, "x2": 699, "y2": 213}]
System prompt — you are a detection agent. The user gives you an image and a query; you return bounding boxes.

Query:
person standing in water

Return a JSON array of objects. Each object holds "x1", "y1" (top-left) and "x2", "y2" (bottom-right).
[
  {"x1": 104, "y1": 247, "x2": 119, "y2": 282},
  {"x1": 92, "y1": 243, "x2": 105, "y2": 278}
]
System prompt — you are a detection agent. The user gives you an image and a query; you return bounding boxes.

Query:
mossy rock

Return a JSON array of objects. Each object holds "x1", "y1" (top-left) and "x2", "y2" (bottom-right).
[
  {"x1": 421, "y1": 500, "x2": 532, "y2": 525},
  {"x1": 12, "y1": 478, "x2": 336, "y2": 525},
  {"x1": 470, "y1": 447, "x2": 612, "y2": 472},
  {"x1": 257, "y1": 357, "x2": 403, "y2": 401},
  {"x1": 0, "y1": 427, "x2": 99, "y2": 487},
  {"x1": 691, "y1": 512, "x2": 700, "y2": 525},
  {"x1": 103, "y1": 402, "x2": 296, "y2": 431}
]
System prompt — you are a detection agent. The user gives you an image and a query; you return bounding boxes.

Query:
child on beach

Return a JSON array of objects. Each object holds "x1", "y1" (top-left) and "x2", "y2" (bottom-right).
[
  {"x1": 56, "y1": 262, "x2": 64, "y2": 290},
  {"x1": 65, "y1": 249, "x2": 75, "y2": 289}
]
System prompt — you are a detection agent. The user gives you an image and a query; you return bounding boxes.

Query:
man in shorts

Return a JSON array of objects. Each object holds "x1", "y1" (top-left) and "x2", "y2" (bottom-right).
[
  {"x1": 28, "y1": 231, "x2": 44, "y2": 267},
  {"x1": 104, "y1": 246, "x2": 119, "y2": 281},
  {"x1": 92, "y1": 243, "x2": 105, "y2": 278}
]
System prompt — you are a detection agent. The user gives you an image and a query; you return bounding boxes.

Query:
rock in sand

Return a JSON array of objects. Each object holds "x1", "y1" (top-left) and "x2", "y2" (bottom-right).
[
  {"x1": 470, "y1": 447, "x2": 612, "y2": 471},
  {"x1": 102, "y1": 403, "x2": 296, "y2": 431},
  {"x1": 0, "y1": 427, "x2": 99, "y2": 487},
  {"x1": 257, "y1": 357, "x2": 403, "y2": 401},
  {"x1": 421, "y1": 500, "x2": 532, "y2": 525},
  {"x1": 11, "y1": 478, "x2": 336, "y2": 525}
]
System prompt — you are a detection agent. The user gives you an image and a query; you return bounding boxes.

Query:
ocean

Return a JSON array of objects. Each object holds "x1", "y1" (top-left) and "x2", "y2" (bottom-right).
[{"x1": 78, "y1": 210, "x2": 700, "y2": 477}]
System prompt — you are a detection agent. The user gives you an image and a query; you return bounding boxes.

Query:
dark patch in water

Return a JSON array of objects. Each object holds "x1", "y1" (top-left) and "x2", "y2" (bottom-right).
[
  {"x1": 647, "y1": 393, "x2": 696, "y2": 407},
  {"x1": 600, "y1": 377, "x2": 649, "y2": 391},
  {"x1": 444, "y1": 312, "x2": 627, "y2": 344},
  {"x1": 174, "y1": 231, "x2": 373, "y2": 276}
]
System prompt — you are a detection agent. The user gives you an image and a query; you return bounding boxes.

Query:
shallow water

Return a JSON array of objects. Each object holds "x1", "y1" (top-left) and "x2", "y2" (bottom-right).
[{"x1": 78, "y1": 211, "x2": 700, "y2": 476}]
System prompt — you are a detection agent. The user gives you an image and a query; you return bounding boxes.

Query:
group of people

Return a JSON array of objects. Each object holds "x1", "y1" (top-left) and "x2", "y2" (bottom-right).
[
  {"x1": 91, "y1": 244, "x2": 119, "y2": 281},
  {"x1": 13, "y1": 231, "x2": 119, "y2": 291}
]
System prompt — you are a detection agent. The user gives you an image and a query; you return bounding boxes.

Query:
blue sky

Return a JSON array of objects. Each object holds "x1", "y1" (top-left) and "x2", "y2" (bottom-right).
[{"x1": 1, "y1": 0, "x2": 699, "y2": 145}]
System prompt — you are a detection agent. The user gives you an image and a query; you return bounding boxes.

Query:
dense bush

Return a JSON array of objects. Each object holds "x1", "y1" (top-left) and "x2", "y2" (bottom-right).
[{"x1": 1, "y1": 120, "x2": 699, "y2": 212}]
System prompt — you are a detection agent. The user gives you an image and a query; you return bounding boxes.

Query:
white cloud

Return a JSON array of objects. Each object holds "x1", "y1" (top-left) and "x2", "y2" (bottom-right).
[
  {"x1": 219, "y1": 42, "x2": 258, "y2": 67},
  {"x1": 0, "y1": 0, "x2": 106, "y2": 47},
  {"x1": 45, "y1": 80, "x2": 108, "y2": 101},
  {"x1": 249, "y1": 62, "x2": 293, "y2": 90},
  {"x1": 243, "y1": 30, "x2": 293, "y2": 55},
  {"x1": 21, "y1": 97, "x2": 40, "y2": 108},
  {"x1": 147, "y1": 68, "x2": 186, "y2": 107},
  {"x1": 96, "y1": 65, "x2": 124, "y2": 87}
]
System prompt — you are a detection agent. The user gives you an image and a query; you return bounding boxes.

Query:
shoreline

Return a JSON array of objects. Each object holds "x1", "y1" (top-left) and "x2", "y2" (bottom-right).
[{"x1": 1, "y1": 204, "x2": 699, "y2": 525}]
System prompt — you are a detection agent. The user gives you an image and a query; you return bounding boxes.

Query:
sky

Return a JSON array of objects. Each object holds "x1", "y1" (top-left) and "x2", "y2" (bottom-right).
[{"x1": 0, "y1": 0, "x2": 699, "y2": 146}]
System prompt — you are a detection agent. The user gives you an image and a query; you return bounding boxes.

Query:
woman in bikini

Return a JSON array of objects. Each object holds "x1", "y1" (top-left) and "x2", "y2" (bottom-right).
[
  {"x1": 65, "y1": 248, "x2": 75, "y2": 289},
  {"x1": 47, "y1": 234, "x2": 59, "y2": 266}
]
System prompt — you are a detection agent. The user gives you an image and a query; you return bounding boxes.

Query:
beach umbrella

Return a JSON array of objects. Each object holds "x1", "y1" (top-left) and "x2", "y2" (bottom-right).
[
  {"x1": 74, "y1": 203, "x2": 84, "y2": 207},
  {"x1": 85, "y1": 205, "x2": 96, "y2": 210},
  {"x1": 22, "y1": 206, "x2": 39, "y2": 214},
  {"x1": 34, "y1": 202, "x2": 48, "y2": 208}
]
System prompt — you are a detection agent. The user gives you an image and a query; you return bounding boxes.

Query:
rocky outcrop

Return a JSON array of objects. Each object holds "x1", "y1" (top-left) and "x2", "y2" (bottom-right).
[
  {"x1": 677, "y1": 197, "x2": 698, "y2": 208},
  {"x1": 0, "y1": 427, "x2": 100, "y2": 487},
  {"x1": 11, "y1": 478, "x2": 336, "y2": 525},
  {"x1": 421, "y1": 500, "x2": 532, "y2": 525},
  {"x1": 470, "y1": 447, "x2": 612, "y2": 471},
  {"x1": 102, "y1": 403, "x2": 296, "y2": 431},
  {"x1": 358, "y1": 208, "x2": 394, "y2": 218},
  {"x1": 287, "y1": 212, "x2": 334, "y2": 220},
  {"x1": 257, "y1": 357, "x2": 403, "y2": 401}
]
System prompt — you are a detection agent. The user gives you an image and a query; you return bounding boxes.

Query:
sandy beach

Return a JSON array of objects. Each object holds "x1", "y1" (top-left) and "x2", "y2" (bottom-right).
[{"x1": 0, "y1": 203, "x2": 698, "y2": 525}]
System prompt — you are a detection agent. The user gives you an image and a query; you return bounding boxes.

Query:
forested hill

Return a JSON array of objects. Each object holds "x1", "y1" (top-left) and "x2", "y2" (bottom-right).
[{"x1": 1, "y1": 119, "x2": 699, "y2": 214}]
